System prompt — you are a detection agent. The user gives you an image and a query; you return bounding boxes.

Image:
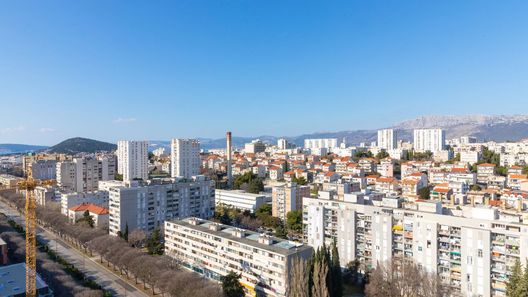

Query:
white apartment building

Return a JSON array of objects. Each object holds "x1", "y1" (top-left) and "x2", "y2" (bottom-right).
[
  {"x1": 30, "y1": 159, "x2": 57, "y2": 180},
  {"x1": 215, "y1": 189, "x2": 271, "y2": 213},
  {"x1": 117, "y1": 140, "x2": 149, "y2": 182},
  {"x1": 277, "y1": 138, "x2": 289, "y2": 150},
  {"x1": 171, "y1": 139, "x2": 201, "y2": 179},
  {"x1": 460, "y1": 151, "x2": 482, "y2": 165},
  {"x1": 303, "y1": 195, "x2": 528, "y2": 297},
  {"x1": 272, "y1": 183, "x2": 310, "y2": 221},
  {"x1": 56, "y1": 156, "x2": 115, "y2": 193},
  {"x1": 108, "y1": 176, "x2": 214, "y2": 236},
  {"x1": 60, "y1": 191, "x2": 109, "y2": 215},
  {"x1": 377, "y1": 129, "x2": 397, "y2": 150},
  {"x1": 164, "y1": 217, "x2": 313, "y2": 297},
  {"x1": 304, "y1": 138, "x2": 338, "y2": 150},
  {"x1": 413, "y1": 129, "x2": 446, "y2": 152},
  {"x1": 244, "y1": 139, "x2": 266, "y2": 154},
  {"x1": 34, "y1": 186, "x2": 56, "y2": 206}
]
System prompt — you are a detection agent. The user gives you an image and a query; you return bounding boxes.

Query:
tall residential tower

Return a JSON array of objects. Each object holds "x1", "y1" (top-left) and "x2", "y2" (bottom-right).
[
  {"x1": 117, "y1": 140, "x2": 149, "y2": 182},
  {"x1": 171, "y1": 139, "x2": 201, "y2": 178}
]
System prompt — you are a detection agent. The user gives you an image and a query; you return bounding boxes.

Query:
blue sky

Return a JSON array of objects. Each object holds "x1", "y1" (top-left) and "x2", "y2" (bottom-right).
[{"x1": 1, "y1": 1, "x2": 528, "y2": 145}]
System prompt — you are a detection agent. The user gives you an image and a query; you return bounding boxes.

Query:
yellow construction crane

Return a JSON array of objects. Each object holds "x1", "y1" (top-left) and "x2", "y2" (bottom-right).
[{"x1": 18, "y1": 168, "x2": 37, "y2": 297}]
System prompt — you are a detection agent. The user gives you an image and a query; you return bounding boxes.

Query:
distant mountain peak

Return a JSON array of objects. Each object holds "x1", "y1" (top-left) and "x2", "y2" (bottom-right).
[{"x1": 392, "y1": 114, "x2": 528, "y2": 129}]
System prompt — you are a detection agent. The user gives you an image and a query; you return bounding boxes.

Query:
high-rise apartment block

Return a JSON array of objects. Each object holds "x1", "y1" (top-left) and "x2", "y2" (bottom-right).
[
  {"x1": 272, "y1": 182, "x2": 310, "y2": 221},
  {"x1": 164, "y1": 217, "x2": 312, "y2": 297},
  {"x1": 56, "y1": 155, "x2": 116, "y2": 193},
  {"x1": 413, "y1": 129, "x2": 446, "y2": 152},
  {"x1": 29, "y1": 159, "x2": 57, "y2": 180},
  {"x1": 117, "y1": 140, "x2": 149, "y2": 181},
  {"x1": 377, "y1": 129, "x2": 397, "y2": 150},
  {"x1": 108, "y1": 176, "x2": 214, "y2": 236},
  {"x1": 303, "y1": 195, "x2": 528, "y2": 297},
  {"x1": 171, "y1": 139, "x2": 200, "y2": 178},
  {"x1": 304, "y1": 138, "x2": 338, "y2": 150}
]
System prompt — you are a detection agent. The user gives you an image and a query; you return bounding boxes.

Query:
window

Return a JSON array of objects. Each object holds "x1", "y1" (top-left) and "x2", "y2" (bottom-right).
[
  {"x1": 467, "y1": 256, "x2": 472, "y2": 264},
  {"x1": 477, "y1": 249, "x2": 483, "y2": 258}
]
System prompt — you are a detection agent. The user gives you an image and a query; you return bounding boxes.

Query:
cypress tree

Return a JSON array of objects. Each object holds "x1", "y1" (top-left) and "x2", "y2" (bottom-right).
[
  {"x1": 331, "y1": 240, "x2": 343, "y2": 297},
  {"x1": 507, "y1": 259, "x2": 522, "y2": 297}
]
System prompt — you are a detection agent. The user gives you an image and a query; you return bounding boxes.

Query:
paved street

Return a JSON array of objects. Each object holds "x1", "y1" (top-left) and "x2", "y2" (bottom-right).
[{"x1": 0, "y1": 198, "x2": 148, "y2": 297}]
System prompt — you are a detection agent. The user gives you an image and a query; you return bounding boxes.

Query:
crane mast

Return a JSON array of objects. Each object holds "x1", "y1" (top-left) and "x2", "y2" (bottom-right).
[{"x1": 19, "y1": 167, "x2": 37, "y2": 297}]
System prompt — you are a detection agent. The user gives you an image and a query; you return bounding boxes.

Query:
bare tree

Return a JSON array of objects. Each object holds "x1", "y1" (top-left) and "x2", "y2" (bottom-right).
[
  {"x1": 365, "y1": 259, "x2": 450, "y2": 297},
  {"x1": 128, "y1": 229, "x2": 146, "y2": 247},
  {"x1": 287, "y1": 256, "x2": 310, "y2": 297}
]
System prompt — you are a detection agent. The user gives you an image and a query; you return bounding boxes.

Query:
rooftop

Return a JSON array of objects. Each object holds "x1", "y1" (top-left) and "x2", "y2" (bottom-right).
[
  {"x1": 0, "y1": 263, "x2": 50, "y2": 297},
  {"x1": 171, "y1": 217, "x2": 312, "y2": 256}
]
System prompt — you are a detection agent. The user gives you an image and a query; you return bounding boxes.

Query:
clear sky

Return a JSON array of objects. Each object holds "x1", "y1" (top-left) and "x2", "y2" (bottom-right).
[{"x1": 1, "y1": 1, "x2": 528, "y2": 145}]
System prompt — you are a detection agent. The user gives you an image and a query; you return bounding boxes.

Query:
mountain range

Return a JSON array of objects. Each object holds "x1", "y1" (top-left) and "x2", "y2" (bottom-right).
[
  {"x1": 2, "y1": 114, "x2": 528, "y2": 154},
  {"x1": 150, "y1": 114, "x2": 528, "y2": 150}
]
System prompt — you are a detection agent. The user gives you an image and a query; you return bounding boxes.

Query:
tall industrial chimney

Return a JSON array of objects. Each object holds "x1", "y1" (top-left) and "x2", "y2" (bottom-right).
[{"x1": 226, "y1": 131, "x2": 232, "y2": 188}]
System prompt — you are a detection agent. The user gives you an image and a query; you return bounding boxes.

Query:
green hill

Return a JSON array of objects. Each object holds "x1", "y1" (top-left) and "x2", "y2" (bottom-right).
[{"x1": 48, "y1": 137, "x2": 116, "y2": 154}]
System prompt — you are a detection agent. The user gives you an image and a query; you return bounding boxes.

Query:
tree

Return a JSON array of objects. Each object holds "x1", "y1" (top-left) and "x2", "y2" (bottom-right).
[
  {"x1": 330, "y1": 240, "x2": 343, "y2": 297},
  {"x1": 292, "y1": 176, "x2": 308, "y2": 185},
  {"x1": 507, "y1": 259, "x2": 523, "y2": 297},
  {"x1": 286, "y1": 210, "x2": 303, "y2": 233},
  {"x1": 470, "y1": 184, "x2": 481, "y2": 191},
  {"x1": 365, "y1": 259, "x2": 449, "y2": 297},
  {"x1": 247, "y1": 178, "x2": 264, "y2": 194},
  {"x1": 312, "y1": 251, "x2": 330, "y2": 297},
  {"x1": 274, "y1": 224, "x2": 287, "y2": 239},
  {"x1": 146, "y1": 228, "x2": 164, "y2": 255},
  {"x1": 115, "y1": 173, "x2": 123, "y2": 181},
  {"x1": 255, "y1": 204, "x2": 272, "y2": 220},
  {"x1": 83, "y1": 210, "x2": 95, "y2": 228},
  {"x1": 221, "y1": 271, "x2": 245, "y2": 297},
  {"x1": 343, "y1": 260, "x2": 360, "y2": 285},
  {"x1": 123, "y1": 223, "x2": 129, "y2": 241},
  {"x1": 128, "y1": 229, "x2": 146, "y2": 247},
  {"x1": 418, "y1": 187, "x2": 431, "y2": 200},
  {"x1": 287, "y1": 257, "x2": 309, "y2": 297},
  {"x1": 375, "y1": 151, "x2": 389, "y2": 160},
  {"x1": 354, "y1": 151, "x2": 374, "y2": 160}
]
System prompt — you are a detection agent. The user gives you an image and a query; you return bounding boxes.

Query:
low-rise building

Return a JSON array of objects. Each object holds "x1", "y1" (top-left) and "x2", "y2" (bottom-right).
[
  {"x1": 0, "y1": 263, "x2": 53, "y2": 296},
  {"x1": 60, "y1": 191, "x2": 109, "y2": 215},
  {"x1": 164, "y1": 217, "x2": 313, "y2": 297},
  {"x1": 0, "y1": 174, "x2": 23, "y2": 189},
  {"x1": 215, "y1": 189, "x2": 271, "y2": 213},
  {"x1": 67, "y1": 203, "x2": 110, "y2": 228}
]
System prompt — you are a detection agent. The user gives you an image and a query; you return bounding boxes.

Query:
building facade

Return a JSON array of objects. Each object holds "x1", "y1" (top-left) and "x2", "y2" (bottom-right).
[
  {"x1": 164, "y1": 217, "x2": 313, "y2": 297},
  {"x1": 215, "y1": 189, "x2": 271, "y2": 213},
  {"x1": 117, "y1": 140, "x2": 149, "y2": 182},
  {"x1": 272, "y1": 183, "x2": 310, "y2": 221},
  {"x1": 108, "y1": 176, "x2": 214, "y2": 236},
  {"x1": 413, "y1": 129, "x2": 446, "y2": 152},
  {"x1": 304, "y1": 138, "x2": 338, "y2": 150},
  {"x1": 171, "y1": 139, "x2": 201, "y2": 179},
  {"x1": 303, "y1": 196, "x2": 528, "y2": 297},
  {"x1": 56, "y1": 156, "x2": 115, "y2": 193},
  {"x1": 377, "y1": 129, "x2": 397, "y2": 150}
]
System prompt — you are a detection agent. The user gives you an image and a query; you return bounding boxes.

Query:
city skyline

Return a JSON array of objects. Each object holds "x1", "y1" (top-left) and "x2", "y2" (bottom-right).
[{"x1": 2, "y1": 1, "x2": 528, "y2": 145}]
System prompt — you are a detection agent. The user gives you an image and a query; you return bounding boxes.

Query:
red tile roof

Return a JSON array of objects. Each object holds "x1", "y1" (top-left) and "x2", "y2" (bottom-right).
[{"x1": 69, "y1": 203, "x2": 109, "y2": 215}]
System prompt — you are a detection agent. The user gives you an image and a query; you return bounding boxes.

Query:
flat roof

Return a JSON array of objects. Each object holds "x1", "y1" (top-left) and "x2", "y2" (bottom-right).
[
  {"x1": 0, "y1": 263, "x2": 49, "y2": 297},
  {"x1": 171, "y1": 218, "x2": 312, "y2": 256}
]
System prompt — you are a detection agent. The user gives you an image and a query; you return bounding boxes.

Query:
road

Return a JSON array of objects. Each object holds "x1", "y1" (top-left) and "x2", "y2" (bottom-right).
[{"x1": 0, "y1": 198, "x2": 148, "y2": 297}]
